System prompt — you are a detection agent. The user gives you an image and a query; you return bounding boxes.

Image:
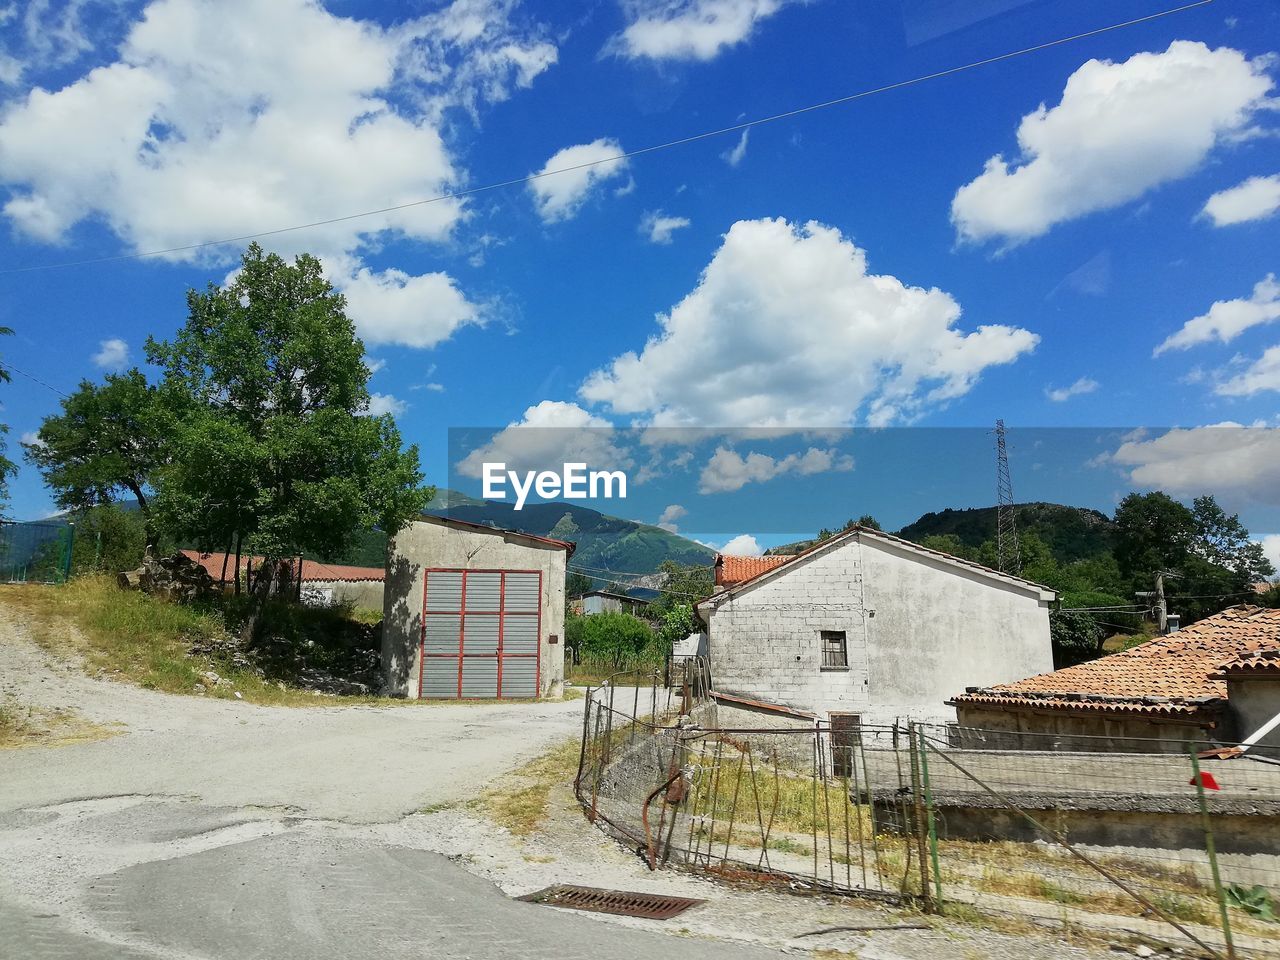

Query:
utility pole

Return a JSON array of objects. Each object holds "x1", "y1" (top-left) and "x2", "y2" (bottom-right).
[
  {"x1": 995, "y1": 419, "x2": 1021, "y2": 575},
  {"x1": 1137, "y1": 570, "x2": 1182, "y2": 634}
]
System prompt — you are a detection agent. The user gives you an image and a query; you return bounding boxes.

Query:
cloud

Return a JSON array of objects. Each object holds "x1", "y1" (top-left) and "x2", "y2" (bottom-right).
[
  {"x1": 657, "y1": 503, "x2": 687, "y2": 532},
  {"x1": 722, "y1": 128, "x2": 749, "y2": 167},
  {"x1": 455, "y1": 400, "x2": 632, "y2": 479},
  {"x1": 1155, "y1": 274, "x2": 1280, "y2": 355},
  {"x1": 1217, "y1": 345, "x2": 1280, "y2": 396},
  {"x1": 91, "y1": 337, "x2": 129, "y2": 371},
  {"x1": 0, "y1": 0, "x2": 555, "y2": 349},
  {"x1": 1258, "y1": 534, "x2": 1280, "y2": 576},
  {"x1": 640, "y1": 210, "x2": 690, "y2": 244},
  {"x1": 952, "y1": 41, "x2": 1274, "y2": 245},
  {"x1": 719, "y1": 533, "x2": 762, "y2": 556},
  {"x1": 528, "y1": 138, "x2": 629, "y2": 223},
  {"x1": 19, "y1": 430, "x2": 43, "y2": 448},
  {"x1": 580, "y1": 218, "x2": 1038, "y2": 428},
  {"x1": 1109, "y1": 423, "x2": 1280, "y2": 505},
  {"x1": 1045, "y1": 377, "x2": 1099, "y2": 402},
  {"x1": 366, "y1": 392, "x2": 407, "y2": 417},
  {"x1": 699, "y1": 445, "x2": 853, "y2": 493},
  {"x1": 1201, "y1": 174, "x2": 1280, "y2": 226},
  {"x1": 0, "y1": 0, "x2": 109, "y2": 87},
  {"x1": 608, "y1": 0, "x2": 793, "y2": 62},
  {"x1": 338, "y1": 261, "x2": 483, "y2": 349}
]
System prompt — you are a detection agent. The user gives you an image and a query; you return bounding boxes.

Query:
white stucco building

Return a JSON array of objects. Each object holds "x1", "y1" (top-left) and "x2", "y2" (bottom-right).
[
  {"x1": 696, "y1": 526, "x2": 1055, "y2": 727},
  {"x1": 382, "y1": 515, "x2": 573, "y2": 700}
]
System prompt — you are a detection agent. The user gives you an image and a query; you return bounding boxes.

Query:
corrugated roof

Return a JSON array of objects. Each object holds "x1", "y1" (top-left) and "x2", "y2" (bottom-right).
[
  {"x1": 180, "y1": 550, "x2": 384, "y2": 583},
  {"x1": 417, "y1": 514, "x2": 575, "y2": 556},
  {"x1": 715, "y1": 554, "x2": 792, "y2": 586},
  {"x1": 951, "y1": 605, "x2": 1280, "y2": 718}
]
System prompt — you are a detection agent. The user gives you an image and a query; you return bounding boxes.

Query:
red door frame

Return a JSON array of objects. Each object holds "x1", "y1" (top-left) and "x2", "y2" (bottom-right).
[{"x1": 418, "y1": 567, "x2": 542, "y2": 700}]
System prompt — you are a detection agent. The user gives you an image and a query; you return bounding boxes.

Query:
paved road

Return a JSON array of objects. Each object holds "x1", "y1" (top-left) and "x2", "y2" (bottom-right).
[{"x1": 0, "y1": 609, "x2": 787, "y2": 959}]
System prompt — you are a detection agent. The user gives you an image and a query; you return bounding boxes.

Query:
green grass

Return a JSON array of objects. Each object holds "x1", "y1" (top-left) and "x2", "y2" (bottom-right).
[{"x1": 566, "y1": 651, "x2": 664, "y2": 686}]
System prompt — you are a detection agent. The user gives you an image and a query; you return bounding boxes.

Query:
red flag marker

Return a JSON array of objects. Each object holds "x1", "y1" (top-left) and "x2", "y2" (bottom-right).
[{"x1": 1190, "y1": 771, "x2": 1220, "y2": 791}]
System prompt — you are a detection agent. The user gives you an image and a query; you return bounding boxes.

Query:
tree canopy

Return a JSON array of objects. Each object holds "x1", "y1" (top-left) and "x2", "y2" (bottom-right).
[{"x1": 24, "y1": 370, "x2": 167, "y2": 542}]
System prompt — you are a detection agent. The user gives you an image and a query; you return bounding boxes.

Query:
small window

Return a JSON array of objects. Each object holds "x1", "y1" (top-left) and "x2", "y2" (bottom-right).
[{"x1": 820, "y1": 630, "x2": 848, "y2": 670}]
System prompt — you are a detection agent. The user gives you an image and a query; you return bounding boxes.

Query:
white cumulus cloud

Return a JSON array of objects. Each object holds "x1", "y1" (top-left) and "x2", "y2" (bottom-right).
[
  {"x1": 580, "y1": 218, "x2": 1038, "y2": 428},
  {"x1": 1258, "y1": 534, "x2": 1280, "y2": 576},
  {"x1": 1045, "y1": 377, "x2": 1099, "y2": 402},
  {"x1": 1155, "y1": 274, "x2": 1280, "y2": 355},
  {"x1": 456, "y1": 400, "x2": 631, "y2": 479},
  {"x1": 366, "y1": 393, "x2": 407, "y2": 417},
  {"x1": 91, "y1": 337, "x2": 129, "y2": 371},
  {"x1": 608, "y1": 0, "x2": 793, "y2": 62},
  {"x1": 718, "y1": 533, "x2": 762, "y2": 556},
  {"x1": 952, "y1": 41, "x2": 1274, "y2": 246},
  {"x1": 339, "y1": 261, "x2": 483, "y2": 349},
  {"x1": 657, "y1": 503, "x2": 687, "y2": 532},
  {"x1": 1201, "y1": 174, "x2": 1280, "y2": 227},
  {"x1": 1218, "y1": 345, "x2": 1280, "y2": 397},
  {"x1": 528, "y1": 138, "x2": 629, "y2": 223},
  {"x1": 0, "y1": 0, "x2": 555, "y2": 350},
  {"x1": 641, "y1": 210, "x2": 690, "y2": 244},
  {"x1": 1109, "y1": 423, "x2": 1280, "y2": 505},
  {"x1": 699, "y1": 445, "x2": 853, "y2": 493}
]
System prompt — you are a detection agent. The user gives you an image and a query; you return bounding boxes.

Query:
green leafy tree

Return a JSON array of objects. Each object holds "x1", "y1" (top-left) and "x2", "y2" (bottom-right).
[
  {"x1": 68, "y1": 504, "x2": 148, "y2": 575},
  {"x1": 1049, "y1": 610, "x2": 1104, "y2": 667},
  {"x1": 565, "y1": 570, "x2": 594, "y2": 598},
  {"x1": 24, "y1": 370, "x2": 167, "y2": 544},
  {"x1": 648, "y1": 559, "x2": 714, "y2": 620},
  {"x1": 568, "y1": 610, "x2": 655, "y2": 665},
  {"x1": 147, "y1": 244, "x2": 431, "y2": 641},
  {"x1": 1191, "y1": 495, "x2": 1274, "y2": 583},
  {"x1": 655, "y1": 602, "x2": 698, "y2": 650},
  {"x1": 1113, "y1": 492, "x2": 1198, "y2": 590}
]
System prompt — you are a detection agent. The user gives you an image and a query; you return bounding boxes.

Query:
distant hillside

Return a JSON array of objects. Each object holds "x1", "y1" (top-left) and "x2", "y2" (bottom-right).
[
  {"x1": 896, "y1": 502, "x2": 1114, "y2": 563},
  {"x1": 317, "y1": 490, "x2": 714, "y2": 577},
  {"x1": 763, "y1": 502, "x2": 1115, "y2": 565}
]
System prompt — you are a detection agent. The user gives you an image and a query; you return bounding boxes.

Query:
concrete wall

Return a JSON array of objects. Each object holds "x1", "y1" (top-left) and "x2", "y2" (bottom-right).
[
  {"x1": 1228, "y1": 676, "x2": 1280, "y2": 759},
  {"x1": 954, "y1": 705, "x2": 1216, "y2": 753},
  {"x1": 383, "y1": 518, "x2": 567, "y2": 699},
  {"x1": 704, "y1": 532, "x2": 1053, "y2": 726},
  {"x1": 301, "y1": 579, "x2": 384, "y2": 611}
]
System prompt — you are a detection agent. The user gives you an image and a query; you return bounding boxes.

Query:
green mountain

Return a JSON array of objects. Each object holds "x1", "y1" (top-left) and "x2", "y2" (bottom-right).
[
  {"x1": 322, "y1": 490, "x2": 714, "y2": 577},
  {"x1": 896, "y1": 502, "x2": 1114, "y2": 564},
  {"x1": 764, "y1": 502, "x2": 1115, "y2": 566}
]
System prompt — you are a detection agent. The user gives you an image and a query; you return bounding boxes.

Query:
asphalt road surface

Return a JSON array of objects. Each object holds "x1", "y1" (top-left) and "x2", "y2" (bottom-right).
[{"x1": 1, "y1": 611, "x2": 785, "y2": 959}]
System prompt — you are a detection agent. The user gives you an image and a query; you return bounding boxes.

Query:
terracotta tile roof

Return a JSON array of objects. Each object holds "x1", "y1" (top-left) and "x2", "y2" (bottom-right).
[
  {"x1": 715, "y1": 554, "x2": 792, "y2": 587},
  {"x1": 181, "y1": 550, "x2": 384, "y2": 583},
  {"x1": 951, "y1": 605, "x2": 1280, "y2": 718},
  {"x1": 1217, "y1": 646, "x2": 1280, "y2": 677}
]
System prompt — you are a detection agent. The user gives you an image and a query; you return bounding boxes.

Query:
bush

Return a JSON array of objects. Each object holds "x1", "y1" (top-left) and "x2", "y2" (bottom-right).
[{"x1": 565, "y1": 610, "x2": 657, "y2": 667}]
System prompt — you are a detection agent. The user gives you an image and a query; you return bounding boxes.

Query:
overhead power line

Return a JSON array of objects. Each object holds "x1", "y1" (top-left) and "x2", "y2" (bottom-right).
[
  {"x1": 0, "y1": 0, "x2": 1214, "y2": 277},
  {"x1": 0, "y1": 362, "x2": 69, "y2": 398}
]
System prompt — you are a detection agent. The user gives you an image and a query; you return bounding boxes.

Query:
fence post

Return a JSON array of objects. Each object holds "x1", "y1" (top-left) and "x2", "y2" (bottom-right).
[
  {"x1": 916, "y1": 726, "x2": 944, "y2": 912},
  {"x1": 60, "y1": 522, "x2": 76, "y2": 583},
  {"x1": 907, "y1": 722, "x2": 935, "y2": 911},
  {"x1": 1189, "y1": 746, "x2": 1236, "y2": 960}
]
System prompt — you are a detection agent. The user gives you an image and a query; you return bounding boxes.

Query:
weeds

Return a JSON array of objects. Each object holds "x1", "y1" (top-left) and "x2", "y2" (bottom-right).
[
  {"x1": 475, "y1": 738, "x2": 583, "y2": 836},
  {"x1": 0, "y1": 697, "x2": 120, "y2": 749}
]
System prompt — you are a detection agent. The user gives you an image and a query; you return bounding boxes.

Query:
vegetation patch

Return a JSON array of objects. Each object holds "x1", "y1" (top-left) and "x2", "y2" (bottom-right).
[
  {"x1": 0, "y1": 698, "x2": 120, "y2": 749},
  {"x1": 474, "y1": 737, "x2": 583, "y2": 836}
]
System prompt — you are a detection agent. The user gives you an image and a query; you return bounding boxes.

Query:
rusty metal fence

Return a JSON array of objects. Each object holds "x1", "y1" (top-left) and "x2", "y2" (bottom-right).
[{"x1": 575, "y1": 680, "x2": 1280, "y2": 958}]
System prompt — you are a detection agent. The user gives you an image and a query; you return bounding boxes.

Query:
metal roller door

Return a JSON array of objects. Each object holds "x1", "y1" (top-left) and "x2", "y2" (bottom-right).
[{"x1": 420, "y1": 569, "x2": 542, "y2": 698}]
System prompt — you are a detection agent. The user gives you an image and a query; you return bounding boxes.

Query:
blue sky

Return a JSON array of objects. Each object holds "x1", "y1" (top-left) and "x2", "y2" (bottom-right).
[{"x1": 0, "y1": 0, "x2": 1278, "y2": 559}]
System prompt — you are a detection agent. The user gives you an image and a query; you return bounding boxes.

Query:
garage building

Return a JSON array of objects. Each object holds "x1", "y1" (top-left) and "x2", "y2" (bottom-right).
[{"x1": 382, "y1": 515, "x2": 573, "y2": 700}]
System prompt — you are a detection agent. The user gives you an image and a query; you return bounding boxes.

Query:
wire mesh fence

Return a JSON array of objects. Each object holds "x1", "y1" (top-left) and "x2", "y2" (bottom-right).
[
  {"x1": 0, "y1": 520, "x2": 73, "y2": 584},
  {"x1": 575, "y1": 679, "x2": 1280, "y2": 959}
]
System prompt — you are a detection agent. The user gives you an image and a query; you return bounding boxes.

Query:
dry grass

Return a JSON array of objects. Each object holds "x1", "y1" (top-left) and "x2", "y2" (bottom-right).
[
  {"x1": 0, "y1": 697, "x2": 121, "y2": 750},
  {"x1": 474, "y1": 737, "x2": 583, "y2": 836}
]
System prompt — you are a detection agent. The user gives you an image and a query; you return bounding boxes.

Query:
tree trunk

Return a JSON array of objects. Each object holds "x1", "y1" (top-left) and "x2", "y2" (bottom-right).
[
  {"x1": 233, "y1": 533, "x2": 243, "y2": 597},
  {"x1": 219, "y1": 541, "x2": 231, "y2": 589},
  {"x1": 239, "y1": 557, "x2": 280, "y2": 649},
  {"x1": 126, "y1": 482, "x2": 155, "y2": 549}
]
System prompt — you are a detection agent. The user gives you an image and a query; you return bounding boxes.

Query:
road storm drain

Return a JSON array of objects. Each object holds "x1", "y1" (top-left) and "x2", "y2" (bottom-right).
[{"x1": 516, "y1": 884, "x2": 705, "y2": 920}]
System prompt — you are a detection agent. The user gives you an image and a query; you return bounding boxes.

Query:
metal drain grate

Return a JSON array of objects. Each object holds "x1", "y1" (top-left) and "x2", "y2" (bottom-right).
[{"x1": 516, "y1": 884, "x2": 705, "y2": 920}]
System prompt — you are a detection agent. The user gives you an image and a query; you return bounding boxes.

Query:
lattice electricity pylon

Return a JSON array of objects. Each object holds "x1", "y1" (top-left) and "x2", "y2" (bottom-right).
[{"x1": 995, "y1": 419, "x2": 1021, "y2": 575}]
